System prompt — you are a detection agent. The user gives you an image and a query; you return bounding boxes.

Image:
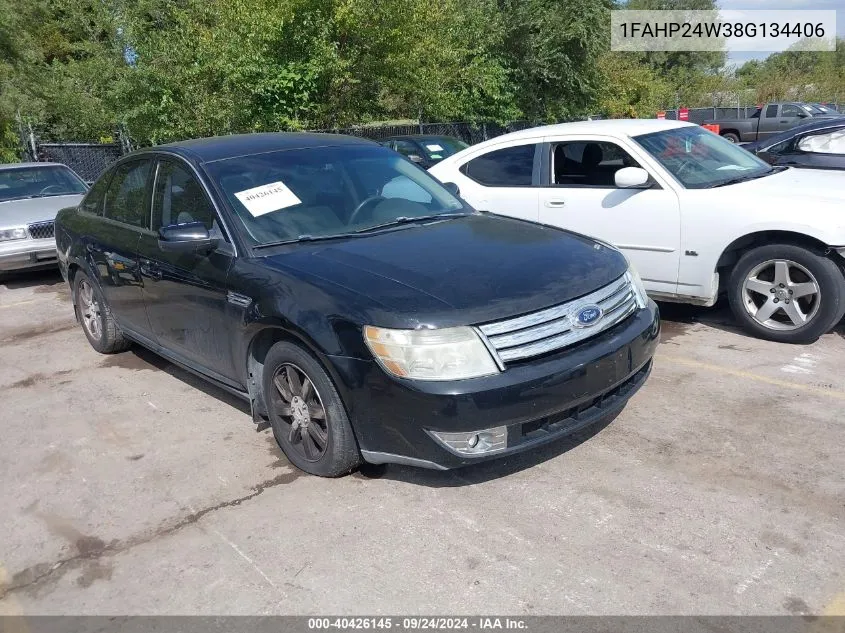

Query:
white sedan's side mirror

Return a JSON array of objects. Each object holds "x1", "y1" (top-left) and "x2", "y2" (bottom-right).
[{"x1": 615, "y1": 167, "x2": 650, "y2": 188}]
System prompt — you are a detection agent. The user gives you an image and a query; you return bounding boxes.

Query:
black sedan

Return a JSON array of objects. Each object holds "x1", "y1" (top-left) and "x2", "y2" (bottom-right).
[
  {"x1": 743, "y1": 118, "x2": 845, "y2": 171},
  {"x1": 55, "y1": 133, "x2": 659, "y2": 477},
  {"x1": 378, "y1": 135, "x2": 468, "y2": 168}
]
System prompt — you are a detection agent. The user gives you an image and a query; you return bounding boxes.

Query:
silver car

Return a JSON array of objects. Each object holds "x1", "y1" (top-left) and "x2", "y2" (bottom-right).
[{"x1": 0, "y1": 162, "x2": 88, "y2": 274}]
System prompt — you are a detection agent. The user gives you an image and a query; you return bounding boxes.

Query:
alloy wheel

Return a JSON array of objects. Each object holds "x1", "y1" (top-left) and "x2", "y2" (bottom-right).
[
  {"x1": 741, "y1": 259, "x2": 821, "y2": 331},
  {"x1": 78, "y1": 280, "x2": 103, "y2": 340},
  {"x1": 271, "y1": 363, "x2": 329, "y2": 462}
]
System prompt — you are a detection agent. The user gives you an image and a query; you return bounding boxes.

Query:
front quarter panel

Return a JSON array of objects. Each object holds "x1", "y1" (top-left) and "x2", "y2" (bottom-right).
[{"x1": 676, "y1": 188, "x2": 845, "y2": 300}]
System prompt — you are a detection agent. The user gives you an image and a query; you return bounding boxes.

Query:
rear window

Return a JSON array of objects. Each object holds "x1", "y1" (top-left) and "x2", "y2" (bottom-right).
[{"x1": 0, "y1": 166, "x2": 87, "y2": 203}]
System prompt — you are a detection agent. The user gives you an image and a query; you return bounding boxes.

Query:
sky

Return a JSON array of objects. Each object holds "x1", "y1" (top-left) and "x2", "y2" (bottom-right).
[{"x1": 720, "y1": 0, "x2": 845, "y2": 66}]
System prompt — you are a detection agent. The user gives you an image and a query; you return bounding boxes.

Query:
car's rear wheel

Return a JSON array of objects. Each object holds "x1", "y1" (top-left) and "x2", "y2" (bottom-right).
[
  {"x1": 74, "y1": 271, "x2": 131, "y2": 353},
  {"x1": 721, "y1": 132, "x2": 740, "y2": 143},
  {"x1": 263, "y1": 341, "x2": 361, "y2": 477},
  {"x1": 728, "y1": 244, "x2": 845, "y2": 344}
]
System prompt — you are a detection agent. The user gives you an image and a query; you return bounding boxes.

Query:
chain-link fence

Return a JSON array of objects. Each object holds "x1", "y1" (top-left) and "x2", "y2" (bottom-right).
[{"x1": 15, "y1": 105, "x2": 842, "y2": 178}]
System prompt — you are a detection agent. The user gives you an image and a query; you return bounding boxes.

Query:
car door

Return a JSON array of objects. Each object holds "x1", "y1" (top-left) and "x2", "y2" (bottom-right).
[
  {"x1": 536, "y1": 136, "x2": 681, "y2": 295},
  {"x1": 136, "y1": 157, "x2": 240, "y2": 384},
  {"x1": 756, "y1": 104, "x2": 785, "y2": 139},
  {"x1": 447, "y1": 141, "x2": 540, "y2": 221},
  {"x1": 89, "y1": 158, "x2": 154, "y2": 336}
]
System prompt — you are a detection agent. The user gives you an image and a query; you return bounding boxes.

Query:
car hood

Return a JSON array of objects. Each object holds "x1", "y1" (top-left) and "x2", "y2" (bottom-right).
[
  {"x1": 719, "y1": 167, "x2": 845, "y2": 204},
  {"x1": 0, "y1": 194, "x2": 83, "y2": 228},
  {"x1": 260, "y1": 213, "x2": 629, "y2": 328}
]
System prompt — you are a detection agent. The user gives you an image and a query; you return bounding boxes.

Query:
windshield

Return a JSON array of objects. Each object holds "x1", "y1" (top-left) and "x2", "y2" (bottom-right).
[
  {"x1": 634, "y1": 126, "x2": 774, "y2": 189},
  {"x1": 207, "y1": 145, "x2": 467, "y2": 246},
  {"x1": 0, "y1": 165, "x2": 87, "y2": 203},
  {"x1": 419, "y1": 137, "x2": 469, "y2": 160}
]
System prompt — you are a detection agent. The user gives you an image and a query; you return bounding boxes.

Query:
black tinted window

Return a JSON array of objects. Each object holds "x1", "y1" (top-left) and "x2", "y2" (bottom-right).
[
  {"x1": 80, "y1": 173, "x2": 111, "y2": 215},
  {"x1": 104, "y1": 160, "x2": 152, "y2": 228},
  {"x1": 152, "y1": 162, "x2": 219, "y2": 234},
  {"x1": 765, "y1": 105, "x2": 778, "y2": 118},
  {"x1": 552, "y1": 141, "x2": 641, "y2": 187},
  {"x1": 461, "y1": 144, "x2": 535, "y2": 186}
]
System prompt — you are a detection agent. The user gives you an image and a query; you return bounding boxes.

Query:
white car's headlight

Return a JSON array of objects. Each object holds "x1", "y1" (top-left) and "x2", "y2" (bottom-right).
[
  {"x1": 0, "y1": 227, "x2": 27, "y2": 242},
  {"x1": 363, "y1": 325, "x2": 499, "y2": 381},
  {"x1": 626, "y1": 266, "x2": 649, "y2": 309}
]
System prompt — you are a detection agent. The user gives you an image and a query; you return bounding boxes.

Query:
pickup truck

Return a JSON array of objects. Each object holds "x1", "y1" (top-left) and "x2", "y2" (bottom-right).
[{"x1": 705, "y1": 102, "x2": 841, "y2": 143}]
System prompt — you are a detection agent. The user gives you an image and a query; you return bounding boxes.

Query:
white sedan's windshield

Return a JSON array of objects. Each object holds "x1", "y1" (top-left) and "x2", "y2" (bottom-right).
[{"x1": 634, "y1": 126, "x2": 774, "y2": 189}]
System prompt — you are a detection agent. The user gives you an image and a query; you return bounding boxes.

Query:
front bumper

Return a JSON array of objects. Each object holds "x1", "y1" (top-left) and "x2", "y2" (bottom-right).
[
  {"x1": 329, "y1": 301, "x2": 660, "y2": 470},
  {"x1": 0, "y1": 238, "x2": 58, "y2": 271}
]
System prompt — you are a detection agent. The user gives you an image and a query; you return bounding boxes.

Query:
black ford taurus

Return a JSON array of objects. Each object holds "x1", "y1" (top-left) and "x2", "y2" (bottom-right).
[{"x1": 55, "y1": 133, "x2": 659, "y2": 477}]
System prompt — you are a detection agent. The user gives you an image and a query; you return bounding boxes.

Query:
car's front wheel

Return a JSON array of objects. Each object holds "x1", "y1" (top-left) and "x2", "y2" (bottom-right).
[
  {"x1": 728, "y1": 244, "x2": 845, "y2": 344},
  {"x1": 263, "y1": 341, "x2": 361, "y2": 477},
  {"x1": 74, "y1": 271, "x2": 131, "y2": 353}
]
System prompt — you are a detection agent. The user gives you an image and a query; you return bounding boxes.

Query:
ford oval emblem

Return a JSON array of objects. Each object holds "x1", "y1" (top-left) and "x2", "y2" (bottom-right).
[{"x1": 573, "y1": 305, "x2": 603, "y2": 328}]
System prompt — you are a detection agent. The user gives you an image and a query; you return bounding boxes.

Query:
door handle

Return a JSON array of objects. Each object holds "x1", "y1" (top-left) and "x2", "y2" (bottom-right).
[{"x1": 544, "y1": 199, "x2": 566, "y2": 208}]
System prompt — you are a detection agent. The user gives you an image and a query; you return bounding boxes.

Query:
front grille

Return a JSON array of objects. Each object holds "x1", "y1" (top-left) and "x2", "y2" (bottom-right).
[
  {"x1": 27, "y1": 221, "x2": 55, "y2": 240},
  {"x1": 477, "y1": 273, "x2": 638, "y2": 364}
]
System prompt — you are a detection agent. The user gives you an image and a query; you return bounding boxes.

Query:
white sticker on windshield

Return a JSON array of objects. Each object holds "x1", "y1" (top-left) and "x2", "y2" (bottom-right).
[
  {"x1": 234, "y1": 181, "x2": 302, "y2": 217},
  {"x1": 425, "y1": 144, "x2": 444, "y2": 152}
]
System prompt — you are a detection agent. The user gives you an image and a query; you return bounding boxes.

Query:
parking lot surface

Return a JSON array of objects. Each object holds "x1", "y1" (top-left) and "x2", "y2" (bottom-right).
[{"x1": 1, "y1": 269, "x2": 844, "y2": 615}]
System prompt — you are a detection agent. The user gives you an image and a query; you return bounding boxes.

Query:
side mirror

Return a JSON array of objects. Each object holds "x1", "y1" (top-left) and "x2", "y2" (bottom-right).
[
  {"x1": 408, "y1": 154, "x2": 425, "y2": 164},
  {"x1": 614, "y1": 167, "x2": 651, "y2": 189},
  {"x1": 158, "y1": 222, "x2": 218, "y2": 254},
  {"x1": 443, "y1": 182, "x2": 460, "y2": 196}
]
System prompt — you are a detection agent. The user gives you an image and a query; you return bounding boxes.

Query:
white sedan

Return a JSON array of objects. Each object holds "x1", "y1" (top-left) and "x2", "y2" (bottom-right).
[{"x1": 429, "y1": 119, "x2": 845, "y2": 344}]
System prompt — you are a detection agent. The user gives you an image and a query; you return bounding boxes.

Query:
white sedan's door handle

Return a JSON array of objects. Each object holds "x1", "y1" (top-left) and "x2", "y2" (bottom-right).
[{"x1": 544, "y1": 199, "x2": 566, "y2": 208}]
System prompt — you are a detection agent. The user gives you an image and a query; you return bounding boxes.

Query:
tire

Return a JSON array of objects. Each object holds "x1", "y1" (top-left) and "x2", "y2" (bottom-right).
[
  {"x1": 73, "y1": 271, "x2": 131, "y2": 354},
  {"x1": 262, "y1": 341, "x2": 361, "y2": 477},
  {"x1": 722, "y1": 132, "x2": 740, "y2": 143},
  {"x1": 728, "y1": 244, "x2": 845, "y2": 344}
]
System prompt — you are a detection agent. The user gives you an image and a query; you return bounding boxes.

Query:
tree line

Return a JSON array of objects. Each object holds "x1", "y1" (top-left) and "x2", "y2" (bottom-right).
[{"x1": 1, "y1": 0, "x2": 843, "y2": 161}]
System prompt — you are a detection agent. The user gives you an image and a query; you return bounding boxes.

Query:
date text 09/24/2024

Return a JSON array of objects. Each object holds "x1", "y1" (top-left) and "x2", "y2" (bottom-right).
[{"x1": 308, "y1": 618, "x2": 527, "y2": 630}]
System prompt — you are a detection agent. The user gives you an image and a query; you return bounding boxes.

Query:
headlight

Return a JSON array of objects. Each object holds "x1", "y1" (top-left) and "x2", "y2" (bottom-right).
[
  {"x1": 363, "y1": 325, "x2": 499, "y2": 381},
  {"x1": 0, "y1": 227, "x2": 27, "y2": 242},
  {"x1": 626, "y1": 266, "x2": 649, "y2": 309}
]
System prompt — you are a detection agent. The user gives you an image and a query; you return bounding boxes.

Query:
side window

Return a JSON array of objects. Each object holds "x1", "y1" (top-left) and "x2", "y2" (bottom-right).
[
  {"x1": 80, "y1": 173, "x2": 111, "y2": 215},
  {"x1": 103, "y1": 160, "x2": 152, "y2": 228},
  {"x1": 781, "y1": 104, "x2": 801, "y2": 118},
  {"x1": 797, "y1": 129, "x2": 845, "y2": 154},
  {"x1": 152, "y1": 161, "x2": 224, "y2": 238},
  {"x1": 765, "y1": 105, "x2": 778, "y2": 118},
  {"x1": 551, "y1": 141, "x2": 641, "y2": 187},
  {"x1": 459, "y1": 144, "x2": 536, "y2": 187}
]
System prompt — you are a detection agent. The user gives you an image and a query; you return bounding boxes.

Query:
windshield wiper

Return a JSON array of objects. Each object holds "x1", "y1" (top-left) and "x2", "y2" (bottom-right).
[
  {"x1": 252, "y1": 233, "x2": 361, "y2": 250},
  {"x1": 352, "y1": 212, "x2": 469, "y2": 234},
  {"x1": 705, "y1": 166, "x2": 786, "y2": 188},
  {"x1": 251, "y1": 212, "x2": 470, "y2": 250}
]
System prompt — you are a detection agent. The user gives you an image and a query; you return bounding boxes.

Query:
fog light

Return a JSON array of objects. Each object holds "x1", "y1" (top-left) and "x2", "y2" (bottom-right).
[{"x1": 428, "y1": 425, "x2": 508, "y2": 456}]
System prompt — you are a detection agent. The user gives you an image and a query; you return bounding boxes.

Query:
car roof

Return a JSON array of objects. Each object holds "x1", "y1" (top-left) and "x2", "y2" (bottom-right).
[
  {"x1": 154, "y1": 132, "x2": 377, "y2": 163},
  {"x1": 469, "y1": 119, "x2": 694, "y2": 146},
  {"x1": 0, "y1": 162, "x2": 71, "y2": 170}
]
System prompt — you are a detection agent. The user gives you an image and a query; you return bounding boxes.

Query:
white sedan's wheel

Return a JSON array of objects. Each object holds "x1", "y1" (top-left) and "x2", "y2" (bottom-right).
[
  {"x1": 728, "y1": 244, "x2": 845, "y2": 344},
  {"x1": 741, "y1": 259, "x2": 821, "y2": 331}
]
